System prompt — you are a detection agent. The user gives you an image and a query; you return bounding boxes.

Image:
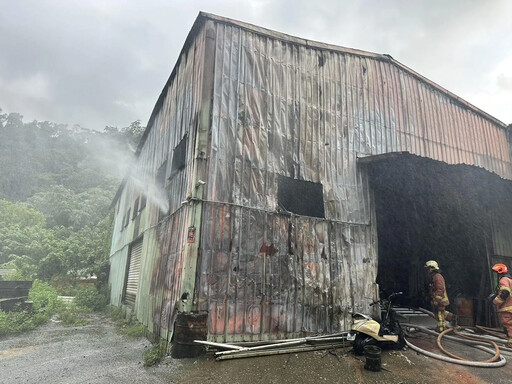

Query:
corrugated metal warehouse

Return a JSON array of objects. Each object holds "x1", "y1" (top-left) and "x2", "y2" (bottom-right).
[{"x1": 108, "y1": 12, "x2": 512, "y2": 345}]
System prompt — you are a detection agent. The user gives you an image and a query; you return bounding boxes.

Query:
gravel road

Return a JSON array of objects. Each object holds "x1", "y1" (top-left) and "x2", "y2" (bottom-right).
[{"x1": 1, "y1": 313, "x2": 511, "y2": 384}]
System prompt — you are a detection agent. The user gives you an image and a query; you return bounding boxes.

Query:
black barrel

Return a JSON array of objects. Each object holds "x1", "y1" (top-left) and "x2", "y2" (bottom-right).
[
  {"x1": 363, "y1": 345, "x2": 382, "y2": 372},
  {"x1": 171, "y1": 312, "x2": 208, "y2": 358}
]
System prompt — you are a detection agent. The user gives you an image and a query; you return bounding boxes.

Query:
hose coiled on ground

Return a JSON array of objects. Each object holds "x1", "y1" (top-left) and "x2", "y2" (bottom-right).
[
  {"x1": 437, "y1": 328, "x2": 500, "y2": 363},
  {"x1": 403, "y1": 324, "x2": 506, "y2": 368}
]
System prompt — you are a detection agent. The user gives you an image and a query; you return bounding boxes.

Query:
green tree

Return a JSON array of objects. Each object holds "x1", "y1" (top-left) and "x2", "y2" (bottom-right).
[
  {"x1": 0, "y1": 200, "x2": 54, "y2": 278},
  {"x1": 0, "y1": 108, "x2": 138, "y2": 284}
]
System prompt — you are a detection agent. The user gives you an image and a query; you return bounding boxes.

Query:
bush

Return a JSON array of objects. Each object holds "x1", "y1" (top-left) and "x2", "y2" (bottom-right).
[
  {"x1": 143, "y1": 341, "x2": 167, "y2": 367},
  {"x1": 28, "y1": 280, "x2": 62, "y2": 313},
  {"x1": 0, "y1": 310, "x2": 50, "y2": 337},
  {"x1": 57, "y1": 308, "x2": 89, "y2": 326},
  {"x1": 107, "y1": 305, "x2": 126, "y2": 322},
  {"x1": 74, "y1": 285, "x2": 107, "y2": 312},
  {"x1": 0, "y1": 281, "x2": 66, "y2": 337}
]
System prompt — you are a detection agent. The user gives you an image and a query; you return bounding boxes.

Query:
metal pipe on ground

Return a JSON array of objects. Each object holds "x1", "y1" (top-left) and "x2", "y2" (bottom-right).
[
  {"x1": 224, "y1": 331, "x2": 350, "y2": 347},
  {"x1": 213, "y1": 335, "x2": 348, "y2": 357},
  {"x1": 196, "y1": 331, "x2": 349, "y2": 350},
  {"x1": 192, "y1": 340, "x2": 244, "y2": 350},
  {"x1": 216, "y1": 343, "x2": 349, "y2": 361},
  {"x1": 416, "y1": 308, "x2": 435, "y2": 318}
]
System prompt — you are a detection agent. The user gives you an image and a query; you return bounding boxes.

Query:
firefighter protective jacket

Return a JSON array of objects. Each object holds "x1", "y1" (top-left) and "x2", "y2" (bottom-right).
[
  {"x1": 430, "y1": 272, "x2": 450, "y2": 307},
  {"x1": 493, "y1": 275, "x2": 512, "y2": 313}
]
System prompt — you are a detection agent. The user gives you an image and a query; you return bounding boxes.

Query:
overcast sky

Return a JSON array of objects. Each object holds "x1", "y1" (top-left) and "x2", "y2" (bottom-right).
[{"x1": 1, "y1": 0, "x2": 511, "y2": 130}]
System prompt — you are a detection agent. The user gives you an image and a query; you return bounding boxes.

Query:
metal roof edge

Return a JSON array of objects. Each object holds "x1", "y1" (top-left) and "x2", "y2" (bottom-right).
[
  {"x1": 202, "y1": 12, "x2": 506, "y2": 129},
  {"x1": 111, "y1": 12, "x2": 209, "y2": 208},
  {"x1": 111, "y1": 11, "x2": 508, "y2": 208}
]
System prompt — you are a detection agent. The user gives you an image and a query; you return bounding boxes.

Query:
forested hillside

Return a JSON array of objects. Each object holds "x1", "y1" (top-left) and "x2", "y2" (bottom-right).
[{"x1": 0, "y1": 108, "x2": 143, "y2": 287}]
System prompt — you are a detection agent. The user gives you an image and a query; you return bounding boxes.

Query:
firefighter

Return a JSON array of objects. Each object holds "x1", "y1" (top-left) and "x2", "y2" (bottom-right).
[
  {"x1": 425, "y1": 260, "x2": 453, "y2": 332},
  {"x1": 490, "y1": 263, "x2": 512, "y2": 348}
]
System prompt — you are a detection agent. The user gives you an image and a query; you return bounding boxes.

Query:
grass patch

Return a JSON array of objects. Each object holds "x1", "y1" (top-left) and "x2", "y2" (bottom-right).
[
  {"x1": 0, "y1": 311, "x2": 49, "y2": 338},
  {"x1": 106, "y1": 305, "x2": 126, "y2": 322},
  {"x1": 106, "y1": 305, "x2": 145, "y2": 337},
  {"x1": 106, "y1": 305, "x2": 131, "y2": 328},
  {"x1": 120, "y1": 322, "x2": 145, "y2": 337},
  {"x1": 0, "y1": 280, "x2": 60, "y2": 338},
  {"x1": 0, "y1": 281, "x2": 108, "y2": 337},
  {"x1": 56, "y1": 307, "x2": 89, "y2": 326},
  {"x1": 73, "y1": 286, "x2": 108, "y2": 312},
  {"x1": 143, "y1": 341, "x2": 167, "y2": 367}
]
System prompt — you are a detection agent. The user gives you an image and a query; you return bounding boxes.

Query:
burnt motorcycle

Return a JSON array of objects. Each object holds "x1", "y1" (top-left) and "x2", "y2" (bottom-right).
[{"x1": 347, "y1": 292, "x2": 406, "y2": 355}]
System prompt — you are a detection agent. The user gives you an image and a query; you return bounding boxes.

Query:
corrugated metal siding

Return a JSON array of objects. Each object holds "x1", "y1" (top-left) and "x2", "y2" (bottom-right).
[
  {"x1": 108, "y1": 23, "x2": 207, "y2": 337},
  {"x1": 109, "y1": 247, "x2": 129, "y2": 306},
  {"x1": 124, "y1": 238, "x2": 143, "y2": 306},
  {"x1": 198, "y1": 23, "x2": 383, "y2": 341},
  {"x1": 197, "y1": 205, "x2": 378, "y2": 341},
  {"x1": 109, "y1": 14, "x2": 512, "y2": 343},
  {"x1": 133, "y1": 209, "x2": 189, "y2": 339},
  {"x1": 197, "y1": 20, "x2": 511, "y2": 341}
]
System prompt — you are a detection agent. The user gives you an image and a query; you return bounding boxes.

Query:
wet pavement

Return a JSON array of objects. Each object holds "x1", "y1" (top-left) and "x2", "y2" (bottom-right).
[{"x1": 1, "y1": 313, "x2": 511, "y2": 384}]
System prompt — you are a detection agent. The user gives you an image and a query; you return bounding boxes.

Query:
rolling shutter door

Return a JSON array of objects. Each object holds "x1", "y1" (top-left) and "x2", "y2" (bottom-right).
[{"x1": 124, "y1": 239, "x2": 143, "y2": 307}]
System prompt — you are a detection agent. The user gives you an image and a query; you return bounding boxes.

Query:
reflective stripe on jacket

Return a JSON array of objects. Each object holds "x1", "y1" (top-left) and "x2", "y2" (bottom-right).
[
  {"x1": 431, "y1": 272, "x2": 450, "y2": 307},
  {"x1": 493, "y1": 276, "x2": 512, "y2": 313}
]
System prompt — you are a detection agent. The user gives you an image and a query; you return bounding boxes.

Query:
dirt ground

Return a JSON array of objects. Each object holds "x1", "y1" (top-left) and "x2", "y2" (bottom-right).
[{"x1": 1, "y1": 313, "x2": 511, "y2": 384}]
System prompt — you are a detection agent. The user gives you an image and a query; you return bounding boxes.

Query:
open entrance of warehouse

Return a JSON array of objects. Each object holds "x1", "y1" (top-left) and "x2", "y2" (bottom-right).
[{"x1": 361, "y1": 152, "x2": 512, "y2": 327}]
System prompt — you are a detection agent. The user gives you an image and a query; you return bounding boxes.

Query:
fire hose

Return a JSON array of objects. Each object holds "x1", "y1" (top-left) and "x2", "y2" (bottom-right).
[
  {"x1": 437, "y1": 328, "x2": 500, "y2": 363},
  {"x1": 403, "y1": 324, "x2": 506, "y2": 367}
]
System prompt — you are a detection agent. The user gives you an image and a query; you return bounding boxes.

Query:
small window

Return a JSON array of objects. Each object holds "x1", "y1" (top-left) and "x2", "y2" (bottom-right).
[
  {"x1": 125, "y1": 208, "x2": 131, "y2": 227},
  {"x1": 170, "y1": 135, "x2": 187, "y2": 177},
  {"x1": 156, "y1": 160, "x2": 168, "y2": 189},
  {"x1": 277, "y1": 175, "x2": 325, "y2": 218},
  {"x1": 132, "y1": 197, "x2": 139, "y2": 219},
  {"x1": 139, "y1": 194, "x2": 146, "y2": 212}
]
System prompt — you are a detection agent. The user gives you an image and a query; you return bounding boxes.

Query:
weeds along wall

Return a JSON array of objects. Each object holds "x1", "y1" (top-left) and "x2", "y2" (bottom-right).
[{"x1": 109, "y1": 13, "x2": 512, "y2": 343}]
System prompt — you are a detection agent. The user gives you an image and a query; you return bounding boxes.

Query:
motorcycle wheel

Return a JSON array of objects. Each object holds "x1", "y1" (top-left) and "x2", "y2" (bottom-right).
[
  {"x1": 353, "y1": 334, "x2": 377, "y2": 356},
  {"x1": 394, "y1": 332, "x2": 406, "y2": 350}
]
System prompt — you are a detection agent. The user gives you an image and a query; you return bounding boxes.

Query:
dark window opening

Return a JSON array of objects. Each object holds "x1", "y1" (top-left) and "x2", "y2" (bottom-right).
[
  {"x1": 139, "y1": 194, "x2": 146, "y2": 211},
  {"x1": 132, "y1": 197, "x2": 139, "y2": 219},
  {"x1": 124, "y1": 208, "x2": 131, "y2": 228},
  {"x1": 277, "y1": 175, "x2": 325, "y2": 218},
  {"x1": 156, "y1": 160, "x2": 168, "y2": 189},
  {"x1": 170, "y1": 135, "x2": 187, "y2": 178}
]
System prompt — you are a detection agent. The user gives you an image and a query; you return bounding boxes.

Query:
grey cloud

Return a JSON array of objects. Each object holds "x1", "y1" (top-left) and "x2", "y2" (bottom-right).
[{"x1": 0, "y1": 0, "x2": 511, "y2": 128}]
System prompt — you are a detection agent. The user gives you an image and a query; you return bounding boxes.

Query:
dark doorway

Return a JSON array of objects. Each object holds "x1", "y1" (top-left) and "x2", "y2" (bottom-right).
[{"x1": 365, "y1": 153, "x2": 511, "y2": 326}]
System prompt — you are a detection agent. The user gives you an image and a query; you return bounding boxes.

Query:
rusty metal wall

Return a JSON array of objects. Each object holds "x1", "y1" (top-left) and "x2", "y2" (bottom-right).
[
  {"x1": 197, "y1": 205, "x2": 378, "y2": 342},
  {"x1": 197, "y1": 22, "x2": 382, "y2": 342},
  {"x1": 203, "y1": 14, "x2": 511, "y2": 180},
  {"x1": 110, "y1": 13, "x2": 512, "y2": 342},
  {"x1": 109, "y1": 22, "x2": 206, "y2": 338},
  {"x1": 196, "y1": 18, "x2": 511, "y2": 341}
]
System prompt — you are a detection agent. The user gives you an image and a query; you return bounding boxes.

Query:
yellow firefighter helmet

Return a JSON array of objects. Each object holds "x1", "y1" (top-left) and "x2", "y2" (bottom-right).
[{"x1": 424, "y1": 260, "x2": 439, "y2": 270}]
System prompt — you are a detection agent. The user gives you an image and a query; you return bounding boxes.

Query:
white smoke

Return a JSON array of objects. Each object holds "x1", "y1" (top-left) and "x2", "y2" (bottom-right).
[{"x1": 83, "y1": 132, "x2": 169, "y2": 214}]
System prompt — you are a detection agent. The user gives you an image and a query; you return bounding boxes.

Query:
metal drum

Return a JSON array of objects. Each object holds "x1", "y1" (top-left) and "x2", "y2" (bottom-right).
[{"x1": 171, "y1": 312, "x2": 208, "y2": 358}]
